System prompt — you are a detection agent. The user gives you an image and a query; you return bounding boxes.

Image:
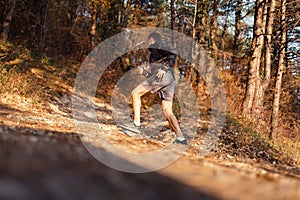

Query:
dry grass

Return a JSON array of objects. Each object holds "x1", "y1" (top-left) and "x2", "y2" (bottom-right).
[
  {"x1": 220, "y1": 71, "x2": 300, "y2": 166},
  {"x1": 271, "y1": 136, "x2": 300, "y2": 165},
  {"x1": 0, "y1": 41, "x2": 75, "y2": 111}
]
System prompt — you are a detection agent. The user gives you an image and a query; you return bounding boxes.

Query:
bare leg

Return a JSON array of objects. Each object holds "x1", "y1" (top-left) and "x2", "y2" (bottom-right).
[
  {"x1": 161, "y1": 100, "x2": 184, "y2": 138},
  {"x1": 131, "y1": 85, "x2": 149, "y2": 125}
]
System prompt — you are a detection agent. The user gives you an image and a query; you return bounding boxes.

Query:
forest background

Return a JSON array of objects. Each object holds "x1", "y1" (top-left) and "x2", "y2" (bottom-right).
[{"x1": 0, "y1": 0, "x2": 299, "y2": 163}]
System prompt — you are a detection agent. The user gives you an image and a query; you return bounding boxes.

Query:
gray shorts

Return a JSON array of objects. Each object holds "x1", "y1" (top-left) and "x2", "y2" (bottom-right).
[{"x1": 141, "y1": 71, "x2": 175, "y2": 102}]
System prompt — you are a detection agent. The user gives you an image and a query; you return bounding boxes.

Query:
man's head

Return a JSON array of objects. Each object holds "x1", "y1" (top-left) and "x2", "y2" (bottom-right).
[{"x1": 148, "y1": 32, "x2": 161, "y2": 45}]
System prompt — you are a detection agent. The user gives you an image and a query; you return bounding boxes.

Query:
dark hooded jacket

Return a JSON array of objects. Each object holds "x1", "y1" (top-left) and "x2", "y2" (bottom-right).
[{"x1": 148, "y1": 39, "x2": 178, "y2": 69}]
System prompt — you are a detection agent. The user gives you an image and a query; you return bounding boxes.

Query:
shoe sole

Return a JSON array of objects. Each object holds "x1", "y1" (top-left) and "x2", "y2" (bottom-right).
[
  {"x1": 173, "y1": 139, "x2": 188, "y2": 145},
  {"x1": 120, "y1": 128, "x2": 140, "y2": 137},
  {"x1": 119, "y1": 124, "x2": 141, "y2": 134}
]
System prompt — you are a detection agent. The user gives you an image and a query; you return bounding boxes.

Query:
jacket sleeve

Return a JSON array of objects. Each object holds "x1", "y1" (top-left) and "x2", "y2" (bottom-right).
[
  {"x1": 149, "y1": 40, "x2": 178, "y2": 68},
  {"x1": 168, "y1": 53, "x2": 177, "y2": 68},
  {"x1": 165, "y1": 46, "x2": 177, "y2": 68},
  {"x1": 159, "y1": 42, "x2": 178, "y2": 68}
]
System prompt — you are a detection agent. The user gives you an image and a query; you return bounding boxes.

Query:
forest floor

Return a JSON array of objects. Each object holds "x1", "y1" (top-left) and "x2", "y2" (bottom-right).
[{"x1": 0, "y1": 92, "x2": 299, "y2": 200}]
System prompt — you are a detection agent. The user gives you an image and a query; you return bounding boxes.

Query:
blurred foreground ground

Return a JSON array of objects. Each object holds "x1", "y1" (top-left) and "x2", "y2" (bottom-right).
[{"x1": 0, "y1": 101, "x2": 299, "y2": 200}]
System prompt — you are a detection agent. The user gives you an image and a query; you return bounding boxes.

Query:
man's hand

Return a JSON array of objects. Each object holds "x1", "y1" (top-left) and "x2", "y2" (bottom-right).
[
  {"x1": 138, "y1": 63, "x2": 150, "y2": 76},
  {"x1": 137, "y1": 65, "x2": 144, "y2": 75},
  {"x1": 156, "y1": 68, "x2": 166, "y2": 79}
]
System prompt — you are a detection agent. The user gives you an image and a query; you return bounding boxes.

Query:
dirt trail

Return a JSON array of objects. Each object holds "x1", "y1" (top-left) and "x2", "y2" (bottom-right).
[{"x1": 0, "y1": 101, "x2": 299, "y2": 200}]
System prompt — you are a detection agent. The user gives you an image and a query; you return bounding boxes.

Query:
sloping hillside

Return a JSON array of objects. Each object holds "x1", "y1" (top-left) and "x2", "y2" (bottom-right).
[{"x1": 0, "y1": 42, "x2": 299, "y2": 199}]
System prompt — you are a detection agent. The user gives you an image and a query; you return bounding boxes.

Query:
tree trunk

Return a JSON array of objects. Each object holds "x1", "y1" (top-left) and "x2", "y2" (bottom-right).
[
  {"x1": 38, "y1": 0, "x2": 48, "y2": 54},
  {"x1": 263, "y1": 0, "x2": 276, "y2": 91},
  {"x1": 189, "y1": 0, "x2": 198, "y2": 82},
  {"x1": 271, "y1": 0, "x2": 287, "y2": 138},
  {"x1": 123, "y1": 0, "x2": 132, "y2": 27},
  {"x1": 170, "y1": 0, "x2": 175, "y2": 44},
  {"x1": 252, "y1": 1, "x2": 269, "y2": 118},
  {"x1": 220, "y1": 3, "x2": 229, "y2": 69},
  {"x1": 198, "y1": 0, "x2": 207, "y2": 44},
  {"x1": 89, "y1": 3, "x2": 98, "y2": 51},
  {"x1": 242, "y1": 0, "x2": 265, "y2": 117},
  {"x1": 232, "y1": 0, "x2": 242, "y2": 73},
  {"x1": 1, "y1": 0, "x2": 17, "y2": 42},
  {"x1": 252, "y1": 0, "x2": 276, "y2": 122},
  {"x1": 192, "y1": 0, "x2": 198, "y2": 40},
  {"x1": 117, "y1": 0, "x2": 122, "y2": 26},
  {"x1": 170, "y1": 0, "x2": 175, "y2": 30},
  {"x1": 210, "y1": 0, "x2": 219, "y2": 58}
]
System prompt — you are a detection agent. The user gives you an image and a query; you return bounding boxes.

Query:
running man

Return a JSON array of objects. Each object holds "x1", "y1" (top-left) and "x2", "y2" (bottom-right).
[{"x1": 122, "y1": 32, "x2": 187, "y2": 145}]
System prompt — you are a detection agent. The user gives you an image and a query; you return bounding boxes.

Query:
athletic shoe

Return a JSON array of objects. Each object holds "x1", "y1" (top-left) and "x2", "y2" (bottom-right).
[
  {"x1": 119, "y1": 122, "x2": 141, "y2": 134},
  {"x1": 173, "y1": 138, "x2": 188, "y2": 145}
]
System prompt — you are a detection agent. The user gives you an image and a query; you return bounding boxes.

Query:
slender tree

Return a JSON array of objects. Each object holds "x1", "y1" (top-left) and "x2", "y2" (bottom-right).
[
  {"x1": 263, "y1": 0, "x2": 276, "y2": 93},
  {"x1": 192, "y1": 0, "x2": 198, "y2": 40},
  {"x1": 271, "y1": 0, "x2": 287, "y2": 137},
  {"x1": 199, "y1": 0, "x2": 208, "y2": 44},
  {"x1": 123, "y1": 0, "x2": 132, "y2": 27},
  {"x1": 38, "y1": 0, "x2": 48, "y2": 54},
  {"x1": 210, "y1": 0, "x2": 219, "y2": 58},
  {"x1": 232, "y1": 0, "x2": 243, "y2": 73},
  {"x1": 1, "y1": 0, "x2": 17, "y2": 42},
  {"x1": 89, "y1": 1, "x2": 98, "y2": 51}
]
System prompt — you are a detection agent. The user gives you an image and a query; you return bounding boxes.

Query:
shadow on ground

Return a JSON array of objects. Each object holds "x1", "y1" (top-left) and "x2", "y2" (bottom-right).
[{"x1": 0, "y1": 124, "x2": 219, "y2": 200}]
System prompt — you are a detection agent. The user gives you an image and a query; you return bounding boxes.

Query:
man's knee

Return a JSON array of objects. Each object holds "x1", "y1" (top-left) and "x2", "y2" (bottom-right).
[
  {"x1": 131, "y1": 89, "x2": 143, "y2": 100},
  {"x1": 131, "y1": 89, "x2": 138, "y2": 98},
  {"x1": 132, "y1": 85, "x2": 148, "y2": 97},
  {"x1": 131, "y1": 86, "x2": 147, "y2": 99}
]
